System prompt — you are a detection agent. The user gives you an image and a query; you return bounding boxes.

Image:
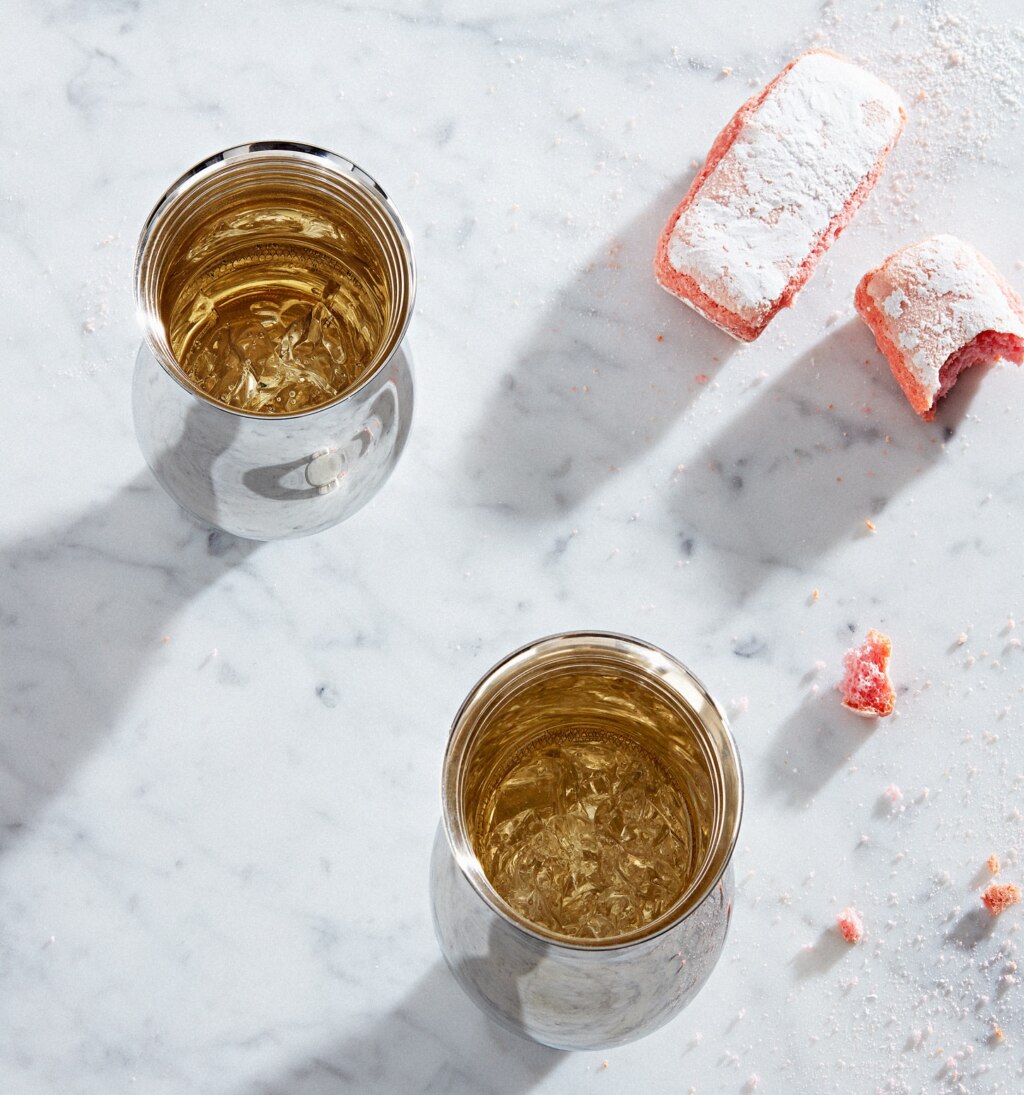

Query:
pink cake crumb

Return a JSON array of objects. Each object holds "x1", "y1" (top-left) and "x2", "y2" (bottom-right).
[
  {"x1": 982, "y1": 883, "x2": 1021, "y2": 916},
  {"x1": 855, "y1": 236, "x2": 1024, "y2": 419},
  {"x1": 837, "y1": 906, "x2": 864, "y2": 943},
  {"x1": 655, "y1": 50, "x2": 904, "y2": 341},
  {"x1": 839, "y1": 629, "x2": 896, "y2": 717},
  {"x1": 987, "y1": 854, "x2": 1002, "y2": 875}
]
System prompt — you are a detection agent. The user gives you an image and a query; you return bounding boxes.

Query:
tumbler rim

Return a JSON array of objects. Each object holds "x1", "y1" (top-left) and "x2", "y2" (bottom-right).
[
  {"x1": 133, "y1": 141, "x2": 416, "y2": 420},
  {"x1": 441, "y1": 631, "x2": 745, "y2": 951}
]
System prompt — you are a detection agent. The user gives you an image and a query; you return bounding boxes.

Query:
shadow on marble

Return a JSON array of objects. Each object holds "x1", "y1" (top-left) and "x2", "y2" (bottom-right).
[
  {"x1": 464, "y1": 173, "x2": 739, "y2": 518},
  {"x1": 0, "y1": 408, "x2": 258, "y2": 855},
  {"x1": 670, "y1": 318, "x2": 986, "y2": 596},
  {"x1": 791, "y1": 926, "x2": 849, "y2": 979},
  {"x1": 944, "y1": 908, "x2": 996, "y2": 950},
  {"x1": 762, "y1": 689, "x2": 876, "y2": 810},
  {"x1": 968, "y1": 862, "x2": 997, "y2": 891},
  {"x1": 245, "y1": 960, "x2": 561, "y2": 1095}
]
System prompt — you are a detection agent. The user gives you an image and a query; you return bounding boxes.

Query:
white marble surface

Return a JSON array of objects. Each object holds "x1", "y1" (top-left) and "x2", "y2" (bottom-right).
[{"x1": 2, "y1": 1, "x2": 1024, "y2": 1091}]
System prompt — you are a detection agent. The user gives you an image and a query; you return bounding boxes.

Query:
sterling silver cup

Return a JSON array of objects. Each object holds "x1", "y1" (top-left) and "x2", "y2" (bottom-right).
[
  {"x1": 133, "y1": 142, "x2": 415, "y2": 540},
  {"x1": 430, "y1": 632, "x2": 744, "y2": 1050}
]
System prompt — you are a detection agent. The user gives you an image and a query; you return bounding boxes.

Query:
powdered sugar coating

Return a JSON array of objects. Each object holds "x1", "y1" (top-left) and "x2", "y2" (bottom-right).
[
  {"x1": 665, "y1": 52, "x2": 904, "y2": 328},
  {"x1": 860, "y1": 235, "x2": 1024, "y2": 410}
]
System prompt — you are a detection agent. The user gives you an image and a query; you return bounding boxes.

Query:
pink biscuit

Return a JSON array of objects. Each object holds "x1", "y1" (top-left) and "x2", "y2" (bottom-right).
[
  {"x1": 855, "y1": 235, "x2": 1024, "y2": 419},
  {"x1": 655, "y1": 50, "x2": 905, "y2": 342}
]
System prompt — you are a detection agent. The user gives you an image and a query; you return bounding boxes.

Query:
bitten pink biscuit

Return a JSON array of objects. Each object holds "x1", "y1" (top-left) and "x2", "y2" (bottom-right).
[
  {"x1": 855, "y1": 235, "x2": 1024, "y2": 419},
  {"x1": 655, "y1": 50, "x2": 905, "y2": 342}
]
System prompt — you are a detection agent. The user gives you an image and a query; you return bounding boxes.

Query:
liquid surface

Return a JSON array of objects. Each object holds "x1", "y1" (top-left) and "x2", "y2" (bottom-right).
[
  {"x1": 474, "y1": 727, "x2": 698, "y2": 940},
  {"x1": 167, "y1": 241, "x2": 387, "y2": 414}
]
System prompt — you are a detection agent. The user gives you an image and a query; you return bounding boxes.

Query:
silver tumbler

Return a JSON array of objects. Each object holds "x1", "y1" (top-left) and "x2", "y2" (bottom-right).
[
  {"x1": 430, "y1": 632, "x2": 744, "y2": 1050},
  {"x1": 133, "y1": 142, "x2": 415, "y2": 540}
]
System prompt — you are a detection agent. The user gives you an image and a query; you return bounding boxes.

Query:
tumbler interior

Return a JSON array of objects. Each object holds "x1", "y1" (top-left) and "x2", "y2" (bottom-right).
[
  {"x1": 443, "y1": 632, "x2": 743, "y2": 949},
  {"x1": 134, "y1": 142, "x2": 414, "y2": 418}
]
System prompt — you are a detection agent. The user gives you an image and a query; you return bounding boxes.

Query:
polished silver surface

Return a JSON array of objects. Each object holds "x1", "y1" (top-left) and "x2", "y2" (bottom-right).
[
  {"x1": 430, "y1": 632, "x2": 744, "y2": 1051},
  {"x1": 132, "y1": 142, "x2": 415, "y2": 540},
  {"x1": 431, "y1": 829, "x2": 735, "y2": 1052},
  {"x1": 132, "y1": 339, "x2": 413, "y2": 540}
]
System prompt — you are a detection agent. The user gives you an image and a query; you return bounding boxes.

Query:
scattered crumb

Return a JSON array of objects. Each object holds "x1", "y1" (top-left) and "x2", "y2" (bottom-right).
[
  {"x1": 839, "y1": 629, "x2": 896, "y2": 717},
  {"x1": 837, "y1": 906, "x2": 864, "y2": 943},
  {"x1": 721, "y1": 65, "x2": 734, "y2": 77},
  {"x1": 988, "y1": 854, "x2": 1002, "y2": 875},
  {"x1": 884, "y1": 784, "x2": 904, "y2": 812},
  {"x1": 956, "y1": 632, "x2": 968, "y2": 646},
  {"x1": 810, "y1": 588, "x2": 820, "y2": 602},
  {"x1": 982, "y1": 883, "x2": 1021, "y2": 916},
  {"x1": 864, "y1": 518, "x2": 877, "y2": 533},
  {"x1": 695, "y1": 372, "x2": 709, "y2": 384},
  {"x1": 600, "y1": 1059, "x2": 609, "y2": 1070}
]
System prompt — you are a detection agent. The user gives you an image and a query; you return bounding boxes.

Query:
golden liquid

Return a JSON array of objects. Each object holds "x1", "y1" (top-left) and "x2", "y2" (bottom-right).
[
  {"x1": 162, "y1": 210, "x2": 389, "y2": 415},
  {"x1": 473, "y1": 724, "x2": 703, "y2": 941}
]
